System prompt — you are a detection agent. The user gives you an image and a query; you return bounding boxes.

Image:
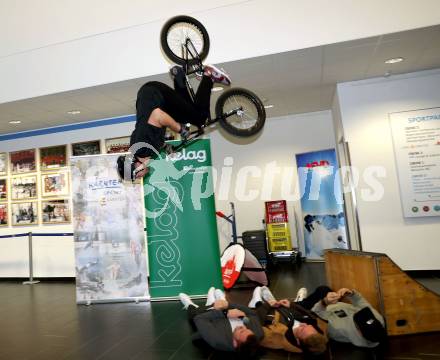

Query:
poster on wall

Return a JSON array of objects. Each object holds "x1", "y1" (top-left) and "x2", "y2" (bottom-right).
[
  {"x1": 105, "y1": 137, "x2": 130, "y2": 154},
  {"x1": 40, "y1": 145, "x2": 67, "y2": 171},
  {"x1": 389, "y1": 108, "x2": 440, "y2": 218},
  {"x1": 144, "y1": 139, "x2": 222, "y2": 299},
  {"x1": 0, "y1": 179, "x2": 7, "y2": 201},
  {"x1": 11, "y1": 175, "x2": 37, "y2": 200},
  {"x1": 296, "y1": 149, "x2": 348, "y2": 260},
  {"x1": 10, "y1": 149, "x2": 36, "y2": 174},
  {"x1": 72, "y1": 140, "x2": 101, "y2": 156},
  {"x1": 42, "y1": 199, "x2": 71, "y2": 224},
  {"x1": 11, "y1": 202, "x2": 38, "y2": 226},
  {"x1": 0, "y1": 204, "x2": 8, "y2": 226},
  {"x1": 0, "y1": 153, "x2": 7, "y2": 175},
  {"x1": 71, "y1": 154, "x2": 149, "y2": 304},
  {"x1": 41, "y1": 172, "x2": 69, "y2": 197}
]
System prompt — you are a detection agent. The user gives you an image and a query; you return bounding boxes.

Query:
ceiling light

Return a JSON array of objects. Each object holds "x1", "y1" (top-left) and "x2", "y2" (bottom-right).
[
  {"x1": 264, "y1": 105, "x2": 274, "y2": 109},
  {"x1": 211, "y1": 87, "x2": 223, "y2": 92},
  {"x1": 9, "y1": 120, "x2": 21, "y2": 124},
  {"x1": 67, "y1": 110, "x2": 81, "y2": 115},
  {"x1": 385, "y1": 57, "x2": 404, "y2": 64}
]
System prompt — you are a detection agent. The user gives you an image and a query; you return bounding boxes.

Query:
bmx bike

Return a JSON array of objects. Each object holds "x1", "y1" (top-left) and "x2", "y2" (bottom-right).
[{"x1": 160, "y1": 15, "x2": 266, "y2": 151}]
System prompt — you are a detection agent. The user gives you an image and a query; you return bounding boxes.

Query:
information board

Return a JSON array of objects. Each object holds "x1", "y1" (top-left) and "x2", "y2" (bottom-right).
[{"x1": 390, "y1": 108, "x2": 440, "y2": 217}]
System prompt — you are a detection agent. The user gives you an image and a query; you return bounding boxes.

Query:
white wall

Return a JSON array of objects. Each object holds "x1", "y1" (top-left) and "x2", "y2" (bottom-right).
[
  {"x1": 336, "y1": 68, "x2": 440, "y2": 270},
  {"x1": 210, "y1": 110, "x2": 336, "y2": 251},
  {"x1": 2, "y1": 0, "x2": 440, "y2": 103},
  {"x1": 0, "y1": 110, "x2": 337, "y2": 276}
]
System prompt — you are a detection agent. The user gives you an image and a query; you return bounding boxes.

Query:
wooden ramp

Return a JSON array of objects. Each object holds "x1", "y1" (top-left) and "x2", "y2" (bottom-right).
[{"x1": 324, "y1": 249, "x2": 440, "y2": 336}]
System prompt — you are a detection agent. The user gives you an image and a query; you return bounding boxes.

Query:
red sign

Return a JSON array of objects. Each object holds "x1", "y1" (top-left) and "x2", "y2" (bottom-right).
[
  {"x1": 306, "y1": 160, "x2": 330, "y2": 168},
  {"x1": 221, "y1": 244, "x2": 245, "y2": 289}
]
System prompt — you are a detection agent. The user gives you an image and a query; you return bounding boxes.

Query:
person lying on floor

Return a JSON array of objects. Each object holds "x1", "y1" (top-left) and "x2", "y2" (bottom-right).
[
  {"x1": 179, "y1": 287, "x2": 263, "y2": 357},
  {"x1": 247, "y1": 286, "x2": 328, "y2": 355},
  {"x1": 298, "y1": 285, "x2": 387, "y2": 348}
]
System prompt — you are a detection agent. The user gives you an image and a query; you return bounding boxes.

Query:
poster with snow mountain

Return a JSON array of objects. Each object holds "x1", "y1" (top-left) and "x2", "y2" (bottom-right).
[{"x1": 296, "y1": 149, "x2": 349, "y2": 260}]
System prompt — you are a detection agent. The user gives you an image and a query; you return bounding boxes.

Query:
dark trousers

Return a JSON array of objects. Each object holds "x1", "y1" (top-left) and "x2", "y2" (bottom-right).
[
  {"x1": 187, "y1": 304, "x2": 210, "y2": 331},
  {"x1": 297, "y1": 285, "x2": 333, "y2": 310},
  {"x1": 172, "y1": 74, "x2": 212, "y2": 126},
  {"x1": 136, "y1": 75, "x2": 212, "y2": 128}
]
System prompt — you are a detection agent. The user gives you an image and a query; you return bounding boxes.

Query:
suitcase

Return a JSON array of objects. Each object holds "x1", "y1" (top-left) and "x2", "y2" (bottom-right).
[
  {"x1": 242, "y1": 230, "x2": 269, "y2": 268},
  {"x1": 270, "y1": 250, "x2": 302, "y2": 266}
]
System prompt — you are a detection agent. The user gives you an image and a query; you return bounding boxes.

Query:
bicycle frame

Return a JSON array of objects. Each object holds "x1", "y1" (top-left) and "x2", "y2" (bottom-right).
[
  {"x1": 181, "y1": 38, "x2": 244, "y2": 123},
  {"x1": 169, "y1": 38, "x2": 243, "y2": 152}
]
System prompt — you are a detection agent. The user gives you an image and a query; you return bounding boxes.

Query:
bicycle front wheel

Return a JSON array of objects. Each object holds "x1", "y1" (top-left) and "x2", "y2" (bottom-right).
[
  {"x1": 215, "y1": 88, "x2": 266, "y2": 137},
  {"x1": 160, "y1": 15, "x2": 210, "y2": 65}
]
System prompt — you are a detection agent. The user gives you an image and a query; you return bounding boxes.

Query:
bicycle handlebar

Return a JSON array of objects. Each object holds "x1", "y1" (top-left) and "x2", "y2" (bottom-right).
[{"x1": 216, "y1": 211, "x2": 226, "y2": 219}]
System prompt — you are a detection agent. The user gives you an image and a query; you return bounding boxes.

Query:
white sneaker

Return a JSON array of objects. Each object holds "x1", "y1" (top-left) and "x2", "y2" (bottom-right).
[
  {"x1": 179, "y1": 293, "x2": 198, "y2": 310},
  {"x1": 206, "y1": 287, "x2": 216, "y2": 306},
  {"x1": 261, "y1": 286, "x2": 276, "y2": 303},
  {"x1": 204, "y1": 65, "x2": 231, "y2": 86},
  {"x1": 248, "y1": 287, "x2": 262, "y2": 308},
  {"x1": 214, "y1": 289, "x2": 226, "y2": 301},
  {"x1": 294, "y1": 287, "x2": 308, "y2": 302}
]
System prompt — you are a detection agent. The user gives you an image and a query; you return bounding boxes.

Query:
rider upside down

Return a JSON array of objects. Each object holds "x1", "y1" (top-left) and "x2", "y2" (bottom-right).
[{"x1": 117, "y1": 65, "x2": 231, "y2": 182}]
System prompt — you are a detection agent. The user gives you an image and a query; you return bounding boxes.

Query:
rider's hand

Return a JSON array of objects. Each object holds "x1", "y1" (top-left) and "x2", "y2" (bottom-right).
[{"x1": 179, "y1": 123, "x2": 191, "y2": 140}]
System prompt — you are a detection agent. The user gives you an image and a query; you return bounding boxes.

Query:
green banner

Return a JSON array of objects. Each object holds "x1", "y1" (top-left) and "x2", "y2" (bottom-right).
[{"x1": 144, "y1": 139, "x2": 222, "y2": 299}]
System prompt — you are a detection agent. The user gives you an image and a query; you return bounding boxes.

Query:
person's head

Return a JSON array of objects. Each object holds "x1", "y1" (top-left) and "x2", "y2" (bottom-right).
[
  {"x1": 294, "y1": 324, "x2": 328, "y2": 355},
  {"x1": 233, "y1": 326, "x2": 259, "y2": 358},
  {"x1": 232, "y1": 326, "x2": 254, "y2": 348},
  {"x1": 353, "y1": 307, "x2": 387, "y2": 344},
  {"x1": 116, "y1": 155, "x2": 150, "y2": 181}
]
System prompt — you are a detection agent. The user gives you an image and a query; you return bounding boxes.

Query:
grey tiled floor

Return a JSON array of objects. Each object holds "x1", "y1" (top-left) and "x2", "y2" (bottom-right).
[{"x1": 0, "y1": 263, "x2": 439, "y2": 359}]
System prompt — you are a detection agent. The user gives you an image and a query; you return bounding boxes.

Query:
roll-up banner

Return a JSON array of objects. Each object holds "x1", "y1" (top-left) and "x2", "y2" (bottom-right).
[
  {"x1": 295, "y1": 149, "x2": 349, "y2": 260},
  {"x1": 144, "y1": 139, "x2": 222, "y2": 299},
  {"x1": 71, "y1": 154, "x2": 149, "y2": 304}
]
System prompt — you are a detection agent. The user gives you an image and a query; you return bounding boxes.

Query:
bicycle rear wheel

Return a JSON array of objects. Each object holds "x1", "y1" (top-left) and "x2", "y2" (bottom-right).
[
  {"x1": 215, "y1": 88, "x2": 266, "y2": 137},
  {"x1": 160, "y1": 15, "x2": 210, "y2": 65}
]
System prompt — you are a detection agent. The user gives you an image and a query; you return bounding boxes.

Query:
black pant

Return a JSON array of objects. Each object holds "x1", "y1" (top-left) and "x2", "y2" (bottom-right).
[
  {"x1": 187, "y1": 304, "x2": 211, "y2": 331},
  {"x1": 172, "y1": 74, "x2": 212, "y2": 126},
  {"x1": 136, "y1": 75, "x2": 213, "y2": 128},
  {"x1": 297, "y1": 285, "x2": 333, "y2": 310}
]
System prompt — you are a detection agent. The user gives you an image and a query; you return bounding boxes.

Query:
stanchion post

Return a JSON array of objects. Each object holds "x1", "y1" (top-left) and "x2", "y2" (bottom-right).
[{"x1": 23, "y1": 232, "x2": 40, "y2": 285}]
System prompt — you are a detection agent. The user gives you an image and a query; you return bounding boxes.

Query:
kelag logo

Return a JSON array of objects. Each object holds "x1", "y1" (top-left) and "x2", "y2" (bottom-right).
[{"x1": 166, "y1": 149, "x2": 207, "y2": 163}]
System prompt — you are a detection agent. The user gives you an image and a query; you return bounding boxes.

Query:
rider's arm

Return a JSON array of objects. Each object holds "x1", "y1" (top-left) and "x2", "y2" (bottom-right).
[{"x1": 147, "y1": 108, "x2": 182, "y2": 133}]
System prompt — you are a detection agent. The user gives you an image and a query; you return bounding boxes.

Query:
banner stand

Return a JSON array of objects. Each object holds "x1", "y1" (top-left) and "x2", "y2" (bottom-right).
[
  {"x1": 79, "y1": 296, "x2": 150, "y2": 306},
  {"x1": 71, "y1": 154, "x2": 150, "y2": 305},
  {"x1": 145, "y1": 139, "x2": 222, "y2": 299},
  {"x1": 295, "y1": 148, "x2": 349, "y2": 260}
]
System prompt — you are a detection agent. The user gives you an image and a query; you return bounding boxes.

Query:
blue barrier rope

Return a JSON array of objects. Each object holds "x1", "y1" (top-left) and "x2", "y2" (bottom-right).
[
  {"x1": 0, "y1": 233, "x2": 30, "y2": 239},
  {"x1": 32, "y1": 233, "x2": 74, "y2": 237},
  {"x1": 0, "y1": 232, "x2": 74, "y2": 239}
]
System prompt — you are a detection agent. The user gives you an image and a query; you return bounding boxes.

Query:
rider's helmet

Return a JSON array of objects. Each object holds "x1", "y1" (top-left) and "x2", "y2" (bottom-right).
[
  {"x1": 116, "y1": 154, "x2": 137, "y2": 182},
  {"x1": 116, "y1": 142, "x2": 160, "y2": 182}
]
